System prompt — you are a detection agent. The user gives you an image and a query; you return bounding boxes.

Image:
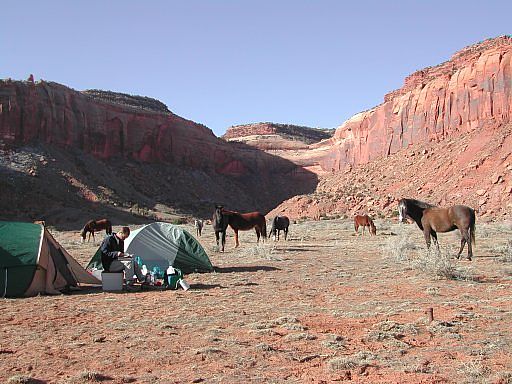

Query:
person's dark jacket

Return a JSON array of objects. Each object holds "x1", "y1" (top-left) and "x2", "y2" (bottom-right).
[{"x1": 100, "y1": 234, "x2": 124, "y2": 272}]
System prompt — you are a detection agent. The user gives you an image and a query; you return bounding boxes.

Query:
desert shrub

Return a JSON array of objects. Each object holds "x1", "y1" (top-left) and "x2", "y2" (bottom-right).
[
  {"x1": 366, "y1": 320, "x2": 418, "y2": 342},
  {"x1": 7, "y1": 376, "x2": 36, "y2": 384},
  {"x1": 457, "y1": 360, "x2": 491, "y2": 383},
  {"x1": 170, "y1": 217, "x2": 187, "y2": 225},
  {"x1": 64, "y1": 371, "x2": 111, "y2": 383},
  {"x1": 328, "y1": 350, "x2": 377, "y2": 371},
  {"x1": 495, "y1": 240, "x2": 512, "y2": 262},
  {"x1": 412, "y1": 247, "x2": 474, "y2": 280},
  {"x1": 383, "y1": 231, "x2": 418, "y2": 261},
  {"x1": 491, "y1": 371, "x2": 512, "y2": 384}
]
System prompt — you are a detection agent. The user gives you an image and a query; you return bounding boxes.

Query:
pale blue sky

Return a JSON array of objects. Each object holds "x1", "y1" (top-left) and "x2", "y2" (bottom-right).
[{"x1": 1, "y1": 1, "x2": 511, "y2": 136}]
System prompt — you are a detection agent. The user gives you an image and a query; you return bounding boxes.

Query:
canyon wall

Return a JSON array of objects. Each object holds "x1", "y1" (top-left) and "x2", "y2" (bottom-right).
[{"x1": 318, "y1": 36, "x2": 512, "y2": 171}]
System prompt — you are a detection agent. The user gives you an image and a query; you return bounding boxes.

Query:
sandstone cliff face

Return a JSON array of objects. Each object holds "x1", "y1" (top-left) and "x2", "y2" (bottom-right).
[
  {"x1": 0, "y1": 81, "x2": 230, "y2": 169},
  {"x1": 318, "y1": 36, "x2": 512, "y2": 171},
  {"x1": 0, "y1": 81, "x2": 317, "y2": 219}
]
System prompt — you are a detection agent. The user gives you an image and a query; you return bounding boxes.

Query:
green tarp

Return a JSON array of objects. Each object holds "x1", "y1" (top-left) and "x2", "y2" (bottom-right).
[{"x1": 87, "y1": 222, "x2": 213, "y2": 274}]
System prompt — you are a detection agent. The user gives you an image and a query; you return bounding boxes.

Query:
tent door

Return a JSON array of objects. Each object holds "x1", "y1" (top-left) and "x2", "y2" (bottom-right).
[{"x1": 49, "y1": 245, "x2": 78, "y2": 287}]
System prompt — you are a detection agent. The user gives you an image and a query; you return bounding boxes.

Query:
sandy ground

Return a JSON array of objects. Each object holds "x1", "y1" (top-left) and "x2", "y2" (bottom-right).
[{"x1": 1, "y1": 219, "x2": 512, "y2": 384}]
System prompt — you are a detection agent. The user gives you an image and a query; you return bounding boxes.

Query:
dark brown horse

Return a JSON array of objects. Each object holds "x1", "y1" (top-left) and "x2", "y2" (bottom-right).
[
  {"x1": 212, "y1": 205, "x2": 229, "y2": 252},
  {"x1": 80, "y1": 219, "x2": 112, "y2": 243},
  {"x1": 398, "y1": 198, "x2": 476, "y2": 260},
  {"x1": 269, "y1": 216, "x2": 290, "y2": 241},
  {"x1": 354, "y1": 214, "x2": 376, "y2": 236}
]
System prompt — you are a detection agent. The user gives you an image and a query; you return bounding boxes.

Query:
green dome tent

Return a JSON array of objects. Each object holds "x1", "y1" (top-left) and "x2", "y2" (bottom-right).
[
  {"x1": 87, "y1": 222, "x2": 213, "y2": 274},
  {"x1": 0, "y1": 221, "x2": 101, "y2": 298}
]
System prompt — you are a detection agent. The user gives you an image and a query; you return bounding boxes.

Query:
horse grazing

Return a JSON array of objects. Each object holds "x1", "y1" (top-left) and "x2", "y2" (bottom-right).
[
  {"x1": 269, "y1": 216, "x2": 290, "y2": 241},
  {"x1": 212, "y1": 205, "x2": 229, "y2": 252},
  {"x1": 194, "y1": 219, "x2": 204, "y2": 237},
  {"x1": 398, "y1": 198, "x2": 476, "y2": 260},
  {"x1": 80, "y1": 219, "x2": 112, "y2": 243},
  {"x1": 354, "y1": 214, "x2": 376, "y2": 236}
]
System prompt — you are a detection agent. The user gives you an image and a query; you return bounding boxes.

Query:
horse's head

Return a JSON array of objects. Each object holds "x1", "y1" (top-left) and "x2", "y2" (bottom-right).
[
  {"x1": 79, "y1": 228, "x2": 86, "y2": 243},
  {"x1": 213, "y1": 205, "x2": 227, "y2": 231},
  {"x1": 398, "y1": 199, "x2": 408, "y2": 223},
  {"x1": 370, "y1": 221, "x2": 377, "y2": 235}
]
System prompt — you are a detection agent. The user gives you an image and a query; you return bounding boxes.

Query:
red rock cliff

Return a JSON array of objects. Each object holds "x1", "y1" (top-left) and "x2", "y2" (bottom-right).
[{"x1": 318, "y1": 36, "x2": 512, "y2": 171}]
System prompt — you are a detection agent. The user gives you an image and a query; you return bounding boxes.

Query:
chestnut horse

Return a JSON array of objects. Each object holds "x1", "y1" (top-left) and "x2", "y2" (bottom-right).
[
  {"x1": 269, "y1": 216, "x2": 290, "y2": 241},
  {"x1": 354, "y1": 214, "x2": 376, "y2": 236},
  {"x1": 80, "y1": 219, "x2": 112, "y2": 243},
  {"x1": 398, "y1": 198, "x2": 476, "y2": 260}
]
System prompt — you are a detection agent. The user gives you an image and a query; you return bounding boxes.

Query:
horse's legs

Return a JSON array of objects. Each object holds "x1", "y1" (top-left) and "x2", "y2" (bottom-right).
[
  {"x1": 255, "y1": 228, "x2": 260, "y2": 243},
  {"x1": 221, "y1": 231, "x2": 226, "y2": 252},
  {"x1": 423, "y1": 227, "x2": 432, "y2": 250},
  {"x1": 456, "y1": 237, "x2": 467, "y2": 259},
  {"x1": 234, "y1": 229, "x2": 240, "y2": 248},
  {"x1": 458, "y1": 228, "x2": 472, "y2": 260},
  {"x1": 215, "y1": 231, "x2": 221, "y2": 250},
  {"x1": 92, "y1": 231, "x2": 96, "y2": 243},
  {"x1": 467, "y1": 230, "x2": 473, "y2": 261},
  {"x1": 284, "y1": 228, "x2": 288, "y2": 241},
  {"x1": 431, "y1": 231, "x2": 439, "y2": 252}
]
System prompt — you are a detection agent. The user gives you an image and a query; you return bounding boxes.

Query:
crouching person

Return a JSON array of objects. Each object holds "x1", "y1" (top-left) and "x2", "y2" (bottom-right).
[{"x1": 100, "y1": 226, "x2": 144, "y2": 284}]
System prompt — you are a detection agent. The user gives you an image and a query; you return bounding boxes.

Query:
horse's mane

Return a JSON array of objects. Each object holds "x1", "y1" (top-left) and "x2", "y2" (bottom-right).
[
  {"x1": 402, "y1": 198, "x2": 436, "y2": 209},
  {"x1": 400, "y1": 198, "x2": 437, "y2": 230}
]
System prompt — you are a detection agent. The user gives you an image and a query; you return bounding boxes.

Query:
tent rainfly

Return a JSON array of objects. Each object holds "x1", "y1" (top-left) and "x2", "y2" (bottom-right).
[
  {"x1": 87, "y1": 222, "x2": 214, "y2": 274},
  {"x1": 0, "y1": 221, "x2": 101, "y2": 298}
]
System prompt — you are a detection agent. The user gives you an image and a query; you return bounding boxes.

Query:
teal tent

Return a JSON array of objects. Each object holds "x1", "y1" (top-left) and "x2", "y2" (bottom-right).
[
  {"x1": 0, "y1": 221, "x2": 100, "y2": 297},
  {"x1": 87, "y1": 222, "x2": 213, "y2": 274}
]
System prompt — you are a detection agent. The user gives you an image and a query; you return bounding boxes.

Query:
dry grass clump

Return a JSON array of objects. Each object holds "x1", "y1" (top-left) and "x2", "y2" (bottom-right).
[
  {"x1": 64, "y1": 371, "x2": 111, "y2": 383},
  {"x1": 495, "y1": 240, "x2": 512, "y2": 262},
  {"x1": 491, "y1": 371, "x2": 512, "y2": 384},
  {"x1": 366, "y1": 320, "x2": 418, "y2": 342},
  {"x1": 383, "y1": 231, "x2": 418, "y2": 261},
  {"x1": 412, "y1": 247, "x2": 475, "y2": 280},
  {"x1": 328, "y1": 350, "x2": 378, "y2": 371},
  {"x1": 457, "y1": 359, "x2": 491, "y2": 383},
  {"x1": 238, "y1": 243, "x2": 278, "y2": 260},
  {"x1": 322, "y1": 334, "x2": 347, "y2": 350},
  {"x1": 284, "y1": 332, "x2": 317, "y2": 341},
  {"x1": 7, "y1": 376, "x2": 37, "y2": 384}
]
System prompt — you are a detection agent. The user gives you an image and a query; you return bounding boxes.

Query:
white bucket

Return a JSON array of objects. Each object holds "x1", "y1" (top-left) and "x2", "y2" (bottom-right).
[
  {"x1": 179, "y1": 279, "x2": 190, "y2": 291},
  {"x1": 101, "y1": 272, "x2": 123, "y2": 291}
]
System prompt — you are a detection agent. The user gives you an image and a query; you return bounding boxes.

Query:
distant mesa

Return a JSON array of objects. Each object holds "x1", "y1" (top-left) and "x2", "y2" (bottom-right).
[
  {"x1": 82, "y1": 89, "x2": 171, "y2": 114},
  {"x1": 223, "y1": 122, "x2": 335, "y2": 146}
]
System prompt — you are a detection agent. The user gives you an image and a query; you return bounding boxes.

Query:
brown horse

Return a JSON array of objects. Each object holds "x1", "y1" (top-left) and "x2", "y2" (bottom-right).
[
  {"x1": 354, "y1": 214, "x2": 376, "y2": 236},
  {"x1": 80, "y1": 219, "x2": 112, "y2": 243},
  {"x1": 213, "y1": 206, "x2": 266, "y2": 249},
  {"x1": 398, "y1": 198, "x2": 476, "y2": 260}
]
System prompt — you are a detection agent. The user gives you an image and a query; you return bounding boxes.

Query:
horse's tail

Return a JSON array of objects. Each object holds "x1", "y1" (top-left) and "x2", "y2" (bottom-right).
[{"x1": 469, "y1": 209, "x2": 476, "y2": 247}]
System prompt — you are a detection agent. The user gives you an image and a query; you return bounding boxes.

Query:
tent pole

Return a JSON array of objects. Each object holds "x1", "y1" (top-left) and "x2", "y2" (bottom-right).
[{"x1": 2, "y1": 268, "x2": 7, "y2": 298}]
